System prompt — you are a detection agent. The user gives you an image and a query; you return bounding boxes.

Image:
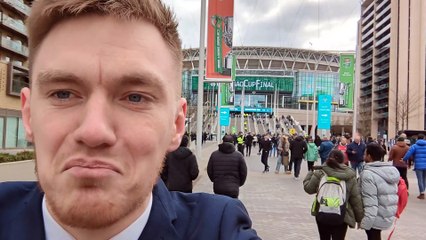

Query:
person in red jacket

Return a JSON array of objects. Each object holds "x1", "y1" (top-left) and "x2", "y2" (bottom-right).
[
  {"x1": 389, "y1": 136, "x2": 411, "y2": 191},
  {"x1": 336, "y1": 136, "x2": 349, "y2": 166}
]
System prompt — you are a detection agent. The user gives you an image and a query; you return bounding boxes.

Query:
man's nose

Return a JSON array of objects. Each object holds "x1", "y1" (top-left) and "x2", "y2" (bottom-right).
[{"x1": 73, "y1": 96, "x2": 117, "y2": 148}]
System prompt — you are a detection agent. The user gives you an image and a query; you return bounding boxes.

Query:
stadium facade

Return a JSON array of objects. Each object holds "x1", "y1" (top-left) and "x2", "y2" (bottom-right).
[{"x1": 182, "y1": 46, "x2": 354, "y2": 135}]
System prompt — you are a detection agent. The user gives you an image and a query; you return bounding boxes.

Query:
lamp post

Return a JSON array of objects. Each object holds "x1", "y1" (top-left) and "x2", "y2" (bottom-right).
[
  {"x1": 240, "y1": 83, "x2": 245, "y2": 133},
  {"x1": 195, "y1": 0, "x2": 207, "y2": 159}
]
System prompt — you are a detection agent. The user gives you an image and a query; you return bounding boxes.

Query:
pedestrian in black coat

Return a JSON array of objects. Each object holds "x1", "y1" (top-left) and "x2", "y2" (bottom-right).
[
  {"x1": 289, "y1": 136, "x2": 308, "y2": 179},
  {"x1": 259, "y1": 134, "x2": 273, "y2": 173},
  {"x1": 207, "y1": 135, "x2": 248, "y2": 198},
  {"x1": 161, "y1": 135, "x2": 199, "y2": 193}
]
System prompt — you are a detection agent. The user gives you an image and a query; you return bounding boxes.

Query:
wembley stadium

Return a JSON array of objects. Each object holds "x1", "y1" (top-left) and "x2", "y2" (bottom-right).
[{"x1": 181, "y1": 46, "x2": 354, "y2": 137}]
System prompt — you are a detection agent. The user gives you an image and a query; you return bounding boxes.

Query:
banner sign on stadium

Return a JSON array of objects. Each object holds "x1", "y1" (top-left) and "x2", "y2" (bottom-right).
[
  {"x1": 191, "y1": 76, "x2": 294, "y2": 92},
  {"x1": 318, "y1": 95, "x2": 332, "y2": 130},
  {"x1": 339, "y1": 53, "x2": 355, "y2": 110},
  {"x1": 206, "y1": 0, "x2": 234, "y2": 80}
]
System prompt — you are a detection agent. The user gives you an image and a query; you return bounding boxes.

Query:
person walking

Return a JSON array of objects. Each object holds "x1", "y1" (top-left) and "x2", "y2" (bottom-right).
[
  {"x1": 318, "y1": 136, "x2": 334, "y2": 165},
  {"x1": 270, "y1": 134, "x2": 278, "y2": 157},
  {"x1": 277, "y1": 135, "x2": 291, "y2": 174},
  {"x1": 237, "y1": 132, "x2": 245, "y2": 156},
  {"x1": 245, "y1": 132, "x2": 254, "y2": 157},
  {"x1": 259, "y1": 134, "x2": 272, "y2": 173},
  {"x1": 346, "y1": 135, "x2": 366, "y2": 176},
  {"x1": 403, "y1": 133, "x2": 426, "y2": 199},
  {"x1": 303, "y1": 150, "x2": 364, "y2": 240},
  {"x1": 336, "y1": 136, "x2": 349, "y2": 166},
  {"x1": 161, "y1": 135, "x2": 199, "y2": 193},
  {"x1": 360, "y1": 143, "x2": 399, "y2": 240},
  {"x1": 305, "y1": 136, "x2": 319, "y2": 171},
  {"x1": 289, "y1": 136, "x2": 307, "y2": 179},
  {"x1": 388, "y1": 136, "x2": 410, "y2": 192},
  {"x1": 207, "y1": 135, "x2": 248, "y2": 198}
]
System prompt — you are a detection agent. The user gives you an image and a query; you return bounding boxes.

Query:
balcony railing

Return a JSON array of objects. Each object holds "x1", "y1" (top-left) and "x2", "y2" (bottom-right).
[
  {"x1": 0, "y1": 37, "x2": 28, "y2": 57},
  {"x1": 360, "y1": 89, "x2": 372, "y2": 97},
  {"x1": 2, "y1": 0, "x2": 31, "y2": 16},
  {"x1": 375, "y1": 112, "x2": 389, "y2": 119},
  {"x1": 374, "y1": 94, "x2": 389, "y2": 101},
  {"x1": 360, "y1": 81, "x2": 372, "y2": 89},
  {"x1": 374, "y1": 83, "x2": 389, "y2": 92},
  {"x1": 1, "y1": 14, "x2": 27, "y2": 36},
  {"x1": 376, "y1": 14, "x2": 391, "y2": 31}
]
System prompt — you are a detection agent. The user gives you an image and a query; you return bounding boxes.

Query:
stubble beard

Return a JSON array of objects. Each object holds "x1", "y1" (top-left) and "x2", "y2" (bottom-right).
[{"x1": 33, "y1": 142, "x2": 168, "y2": 230}]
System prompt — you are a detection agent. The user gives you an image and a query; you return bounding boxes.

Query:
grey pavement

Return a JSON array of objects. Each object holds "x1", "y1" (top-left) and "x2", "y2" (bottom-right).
[{"x1": 1, "y1": 142, "x2": 425, "y2": 239}]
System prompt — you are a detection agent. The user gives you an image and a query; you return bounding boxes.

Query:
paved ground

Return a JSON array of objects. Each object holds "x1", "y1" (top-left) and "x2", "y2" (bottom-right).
[
  {"x1": 1, "y1": 142, "x2": 425, "y2": 239},
  {"x1": 192, "y1": 142, "x2": 425, "y2": 240}
]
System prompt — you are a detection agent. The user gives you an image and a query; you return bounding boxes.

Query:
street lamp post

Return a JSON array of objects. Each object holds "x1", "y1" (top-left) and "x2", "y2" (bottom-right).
[{"x1": 240, "y1": 83, "x2": 245, "y2": 133}]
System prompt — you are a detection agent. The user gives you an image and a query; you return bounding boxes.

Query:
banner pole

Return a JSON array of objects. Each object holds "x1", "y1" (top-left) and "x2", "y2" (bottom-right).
[{"x1": 196, "y1": 0, "x2": 207, "y2": 159}]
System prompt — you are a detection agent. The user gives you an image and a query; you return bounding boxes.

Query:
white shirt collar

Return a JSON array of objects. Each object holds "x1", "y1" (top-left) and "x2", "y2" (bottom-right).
[{"x1": 42, "y1": 193, "x2": 153, "y2": 240}]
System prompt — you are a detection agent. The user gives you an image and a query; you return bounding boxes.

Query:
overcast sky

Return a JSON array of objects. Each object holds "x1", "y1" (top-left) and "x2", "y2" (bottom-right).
[{"x1": 163, "y1": 0, "x2": 361, "y2": 51}]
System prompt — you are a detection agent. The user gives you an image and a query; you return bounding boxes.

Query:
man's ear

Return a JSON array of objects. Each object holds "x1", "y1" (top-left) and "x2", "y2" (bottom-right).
[
  {"x1": 21, "y1": 87, "x2": 33, "y2": 142},
  {"x1": 167, "y1": 98, "x2": 187, "y2": 152}
]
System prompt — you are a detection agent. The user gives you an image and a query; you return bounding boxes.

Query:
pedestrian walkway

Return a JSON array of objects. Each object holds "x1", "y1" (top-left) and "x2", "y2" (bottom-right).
[
  {"x1": 193, "y1": 142, "x2": 426, "y2": 240},
  {"x1": 1, "y1": 142, "x2": 425, "y2": 239}
]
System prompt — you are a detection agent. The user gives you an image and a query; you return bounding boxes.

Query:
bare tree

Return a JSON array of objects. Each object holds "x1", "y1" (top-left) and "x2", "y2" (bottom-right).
[
  {"x1": 396, "y1": 91, "x2": 419, "y2": 131},
  {"x1": 355, "y1": 95, "x2": 373, "y2": 137}
]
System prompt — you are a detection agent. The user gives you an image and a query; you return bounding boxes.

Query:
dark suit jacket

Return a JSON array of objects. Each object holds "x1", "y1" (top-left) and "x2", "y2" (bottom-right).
[{"x1": 0, "y1": 180, "x2": 260, "y2": 240}]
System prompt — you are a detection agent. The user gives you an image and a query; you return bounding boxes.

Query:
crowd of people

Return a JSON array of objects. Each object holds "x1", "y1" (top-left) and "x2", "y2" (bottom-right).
[{"x1": 209, "y1": 128, "x2": 424, "y2": 239}]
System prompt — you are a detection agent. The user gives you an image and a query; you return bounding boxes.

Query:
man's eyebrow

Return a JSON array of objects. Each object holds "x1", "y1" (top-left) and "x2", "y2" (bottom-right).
[
  {"x1": 117, "y1": 72, "x2": 167, "y2": 95},
  {"x1": 35, "y1": 70, "x2": 82, "y2": 88}
]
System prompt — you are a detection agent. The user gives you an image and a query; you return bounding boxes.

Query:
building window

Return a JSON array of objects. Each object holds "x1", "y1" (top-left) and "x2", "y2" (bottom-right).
[
  {"x1": 5, "y1": 117, "x2": 18, "y2": 148},
  {"x1": 0, "y1": 117, "x2": 3, "y2": 148},
  {"x1": 2, "y1": 116, "x2": 27, "y2": 149},
  {"x1": 7, "y1": 63, "x2": 29, "y2": 97}
]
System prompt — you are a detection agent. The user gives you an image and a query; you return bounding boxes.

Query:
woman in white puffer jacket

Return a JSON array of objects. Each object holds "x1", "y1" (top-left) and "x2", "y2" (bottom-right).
[{"x1": 360, "y1": 143, "x2": 400, "y2": 240}]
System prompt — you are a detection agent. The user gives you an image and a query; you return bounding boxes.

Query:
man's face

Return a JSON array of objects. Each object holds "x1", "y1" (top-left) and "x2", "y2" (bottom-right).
[
  {"x1": 354, "y1": 136, "x2": 361, "y2": 143},
  {"x1": 21, "y1": 15, "x2": 186, "y2": 229}
]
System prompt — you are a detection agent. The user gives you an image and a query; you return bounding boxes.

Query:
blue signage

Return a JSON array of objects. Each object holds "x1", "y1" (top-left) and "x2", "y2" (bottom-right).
[
  {"x1": 317, "y1": 95, "x2": 332, "y2": 130},
  {"x1": 219, "y1": 108, "x2": 230, "y2": 126},
  {"x1": 216, "y1": 106, "x2": 273, "y2": 113}
]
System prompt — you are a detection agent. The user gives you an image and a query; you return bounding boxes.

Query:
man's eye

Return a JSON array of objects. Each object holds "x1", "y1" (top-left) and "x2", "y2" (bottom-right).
[
  {"x1": 54, "y1": 91, "x2": 72, "y2": 99},
  {"x1": 128, "y1": 94, "x2": 143, "y2": 103}
]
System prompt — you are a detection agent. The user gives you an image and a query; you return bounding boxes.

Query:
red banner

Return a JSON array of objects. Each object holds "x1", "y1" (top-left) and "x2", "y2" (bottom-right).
[{"x1": 206, "y1": 0, "x2": 234, "y2": 80}]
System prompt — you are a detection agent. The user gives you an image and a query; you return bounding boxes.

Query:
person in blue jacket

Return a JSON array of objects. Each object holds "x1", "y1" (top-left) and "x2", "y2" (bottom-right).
[
  {"x1": 403, "y1": 134, "x2": 426, "y2": 200},
  {"x1": 0, "y1": 1, "x2": 260, "y2": 239},
  {"x1": 318, "y1": 136, "x2": 334, "y2": 165},
  {"x1": 346, "y1": 135, "x2": 367, "y2": 176}
]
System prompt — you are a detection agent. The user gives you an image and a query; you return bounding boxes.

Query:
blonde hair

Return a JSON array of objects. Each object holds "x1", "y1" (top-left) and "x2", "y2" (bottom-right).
[{"x1": 27, "y1": 0, "x2": 182, "y2": 70}]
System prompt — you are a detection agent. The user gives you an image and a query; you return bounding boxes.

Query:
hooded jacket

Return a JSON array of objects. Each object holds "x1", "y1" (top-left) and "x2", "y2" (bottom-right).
[
  {"x1": 305, "y1": 142, "x2": 319, "y2": 162},
  {"x1": 388, "y1": 141, "x2": 409, "y2": 168},
  {"x1": 207, "y1": 142, "x2": 248, "y2": 198},
  {"x1": 303, "y1": 164, "x2": 364, "y2": 228},
  {"x1": 290, "y1": 136, "x2": 308, "y2": 160},
  {"x1": 403, "y1": 139, "x2": 426, "y2": 170},
  {"x1": 360, "y1": 162, "x2": 399, "y2": 230},
  {"x1": 318, "y1": 140, "x2": 334, "y2": 160},
  {"x1": 161, "y1": 147, "x2": 199, "y2": 193}
]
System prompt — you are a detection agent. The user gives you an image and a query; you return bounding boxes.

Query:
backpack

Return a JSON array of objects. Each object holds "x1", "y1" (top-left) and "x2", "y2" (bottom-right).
[
  {"x1": 395, "y1": 177, "x2": 408, "y2": 218},
  {"x1": 311, "y1": 171, "x2": 347, "y2": 225}
]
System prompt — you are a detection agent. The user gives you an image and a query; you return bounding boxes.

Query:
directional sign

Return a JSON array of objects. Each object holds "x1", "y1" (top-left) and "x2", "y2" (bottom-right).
[
  {"x1": 317, "y1": 95, "x2": 332, "y2": 130},
  {"x1": 219, "y1": 107, "x2": 230, "y2": 126}
]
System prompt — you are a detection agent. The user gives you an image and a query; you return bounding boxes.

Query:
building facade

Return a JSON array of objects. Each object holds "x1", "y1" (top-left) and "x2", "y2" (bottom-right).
[
  {"x1": 357, "y1": 0, "x2": 426, "y2": 139},
  {"x1": 0, "y1": 0, "x2": 31, "y2": 149},
  {"x1": 183, "y1": 46, "x2": 355, "y2": 135}
]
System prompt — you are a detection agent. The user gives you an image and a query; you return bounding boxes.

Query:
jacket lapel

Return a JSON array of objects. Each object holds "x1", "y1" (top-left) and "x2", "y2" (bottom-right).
[
  {"x1": 7, "y1": 184, "x2": 45, "y2": 240},
  {"x1": 138, "y1": 180, "x2": 181, "y2": 240}
]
